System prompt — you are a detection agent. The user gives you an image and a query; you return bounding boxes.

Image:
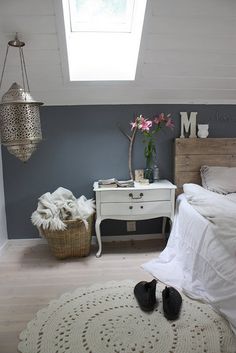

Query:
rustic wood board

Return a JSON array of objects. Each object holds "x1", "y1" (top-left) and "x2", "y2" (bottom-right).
[
  {"x1": 174, "y1": 138, "x2": 236, "y2": 194},
  {"x1": 175, "y1": 138, "x2": 236, "y2": 155}
]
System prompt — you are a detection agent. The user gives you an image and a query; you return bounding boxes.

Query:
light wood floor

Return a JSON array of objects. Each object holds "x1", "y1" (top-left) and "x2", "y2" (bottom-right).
[{"x1": 0, "y1": 238, "x2": 165, "y2": 353}]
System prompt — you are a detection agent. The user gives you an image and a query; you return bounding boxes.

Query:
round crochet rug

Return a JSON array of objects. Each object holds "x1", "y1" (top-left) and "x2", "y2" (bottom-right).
[{"x1": 18, "y1": 280, "x2": 235, "y2": 353}]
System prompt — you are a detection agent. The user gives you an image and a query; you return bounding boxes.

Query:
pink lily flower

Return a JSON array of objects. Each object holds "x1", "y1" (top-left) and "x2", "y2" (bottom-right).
[
  {"x1": 134, "y1": 115, "x2": 152, "y2": 132},
  {"x1": 166, "y1": 117, "x2": 175, "y2": 129},
  {"x1": 130, "y1": 121, "x2": 137, "y2": 130},
  {"x1": 140, "y1": 118, "x2": 152, "y2": 132},
  {"x1": 153, "y1": 113, "x2": 166, "y2": 125}
]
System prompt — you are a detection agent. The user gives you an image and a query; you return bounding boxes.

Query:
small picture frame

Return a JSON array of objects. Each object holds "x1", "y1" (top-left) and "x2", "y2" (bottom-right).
[{"x1": 135, "y1": 169, "x2": 144, "y2": 182}]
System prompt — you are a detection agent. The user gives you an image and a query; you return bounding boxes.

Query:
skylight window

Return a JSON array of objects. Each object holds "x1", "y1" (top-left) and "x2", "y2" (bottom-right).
[
  {"x1": 69, "y1": 0, "x2": 135, "y2": 32},
  {"x1": 61, "y1": 0, "x2": 147, "y2": 81}
]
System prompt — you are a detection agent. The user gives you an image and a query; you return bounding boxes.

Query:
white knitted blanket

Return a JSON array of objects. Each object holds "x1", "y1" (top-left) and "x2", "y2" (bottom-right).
[
  {"x1": 31, "y1": 187, "x2": 95, "y2": 231},
  {"x1": 18, "y1": 280, "x2": 236, "y2": 353}
]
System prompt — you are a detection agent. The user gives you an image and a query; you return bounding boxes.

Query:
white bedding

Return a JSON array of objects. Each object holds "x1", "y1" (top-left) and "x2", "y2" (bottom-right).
[
  {"x1": 184, "y1": 184, "x2": 236, "y2": 258},
  {"x1": 226, "y1": 192, "x2": 236, "y2": 203},
  {"x1": 142, "y1": 184, "x2": 236, "y2": 336}
]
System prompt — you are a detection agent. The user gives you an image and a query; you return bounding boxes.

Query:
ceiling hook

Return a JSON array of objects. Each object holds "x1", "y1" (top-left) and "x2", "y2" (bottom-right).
[{"x1": 8, "y1": 32, "x2": 25, "y2": 48}]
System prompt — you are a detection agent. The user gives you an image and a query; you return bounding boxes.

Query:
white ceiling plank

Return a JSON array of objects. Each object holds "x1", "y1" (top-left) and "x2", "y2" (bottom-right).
[
  {"x1": 0, "y1": 49, "x2": 61, "y2": 67},
  {"x1": 0, "y1": 0, "x2": 236, "y2": 105},
  {"x1": 0, "y1": 15, "x2": 56, "y2": 34},
  {"x1": 0, "y1": 0, "x2": 55, "y2": 16},
  {"x1": 144, "y1": 50, "x2": 236, "y2": 67},
  {"x1": 138, "y1": 76, "x2": 236, "y2": 90},
  {"x1": 137, "y1": 88, "x2": 236, "y2": 103},
  {"x1": 0, "y1": 33, "x2": 58, "y2": 50},
  {"x1": 152, "y1": 0, "x2": 236, "y2": 18},
  {"x1": 147, "y1": 34, "x2": 236, "y2": 53},
  {"x1": 3, "y1": 64, "x2": 62, "y2": 79},
  {"x1": 148, "y1": 16, "x2": 236, "y2": 36},
  {"x1": 19, "y1": 34, "x2": 58, "y2": 50},
  {"x1": 33, "y1": 87, "x2": 236, "y2": 105},
  {"x1": 141, "y1": 63, "x2": 236, "y2": 79},
  {"x1": 0, "y1": 65, "x2": 62, "y2": 88}
]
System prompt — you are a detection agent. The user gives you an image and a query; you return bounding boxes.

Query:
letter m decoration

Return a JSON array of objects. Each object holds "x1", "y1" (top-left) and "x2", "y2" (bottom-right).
[{"x1": 180, "y1": 112, "x2": 197, "y2": 138}]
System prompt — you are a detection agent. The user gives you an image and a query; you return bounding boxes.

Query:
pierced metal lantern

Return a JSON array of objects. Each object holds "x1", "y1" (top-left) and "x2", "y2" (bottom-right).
[
  {"x1": 0, "y1": 35, "x2": 43, "y2": 162},
  {"x1": 0, "y1": 82, "x2": 43, "y2": 161}
]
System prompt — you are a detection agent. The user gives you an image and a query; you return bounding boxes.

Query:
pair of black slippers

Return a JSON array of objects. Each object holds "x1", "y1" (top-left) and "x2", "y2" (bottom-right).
[{"x1": 134, "y1": 279, "x2": 182, "y2": 320}]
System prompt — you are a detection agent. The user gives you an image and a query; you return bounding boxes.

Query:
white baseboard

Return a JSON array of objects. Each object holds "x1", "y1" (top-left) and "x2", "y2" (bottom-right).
[
  {"x1": 7, "y1": 238, "x2": 47, "y2": 246},
  {"x1": 5, "y1": 233, "x2": 163, "y2": 247},
  {"x1": 91, "y1": 233, "x2": 163, "y2": 244},
  {"x1": 0, "y1": 239, "x2": 8, "y2": 254}
]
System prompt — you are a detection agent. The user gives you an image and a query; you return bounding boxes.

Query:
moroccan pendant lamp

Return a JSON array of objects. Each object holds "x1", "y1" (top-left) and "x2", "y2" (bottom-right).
[{"x1": 0, "y1": 34, "x2": 43, "y2": 162}]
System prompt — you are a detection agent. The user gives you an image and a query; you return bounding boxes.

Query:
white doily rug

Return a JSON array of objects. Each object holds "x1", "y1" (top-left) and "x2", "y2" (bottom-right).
[{"x1": 18, "y1": 280, "x2": 236, "y2": 353}]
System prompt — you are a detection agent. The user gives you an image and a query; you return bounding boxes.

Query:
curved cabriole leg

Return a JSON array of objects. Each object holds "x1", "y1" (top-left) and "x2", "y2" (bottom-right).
[
  {"x1": 162, "y1": 216, "x2": 167, "y2": 237},
  {"x1": 95, "y1": 218, "x2": 102, "y2": 257}
]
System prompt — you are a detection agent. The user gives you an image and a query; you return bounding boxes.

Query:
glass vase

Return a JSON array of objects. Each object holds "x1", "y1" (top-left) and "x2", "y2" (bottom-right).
[
  {"x1": 144, "y1": 161, "x2": 154, "y2": 183},
  {"x1": 153, "y1": 164, "x2": 159, "y2": 182}
]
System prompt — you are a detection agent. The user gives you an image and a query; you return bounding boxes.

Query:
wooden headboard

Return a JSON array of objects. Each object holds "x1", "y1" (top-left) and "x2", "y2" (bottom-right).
[{"x1": 175, "y1": 138, "x2": 236, "y2": 194}]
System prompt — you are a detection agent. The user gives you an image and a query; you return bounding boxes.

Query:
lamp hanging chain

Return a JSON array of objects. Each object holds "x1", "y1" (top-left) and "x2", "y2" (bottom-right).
[
  {"x1": 0, "y1": 34, "x2": 30, "y2": 94},
  {"x1": 0, "y1": 44, "x2": 10, "y2": 91},
  {"x1": 19, "y1": 47, "x2": 26, "y2": 93},
  {"x1": 19, "y1": 46, "x2": 30, "y2": 92}
]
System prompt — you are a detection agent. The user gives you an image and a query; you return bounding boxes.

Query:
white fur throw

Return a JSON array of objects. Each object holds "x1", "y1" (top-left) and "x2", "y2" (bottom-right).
[{"x1": 31, "y1": 187, "x2": 96, "y2": 231}]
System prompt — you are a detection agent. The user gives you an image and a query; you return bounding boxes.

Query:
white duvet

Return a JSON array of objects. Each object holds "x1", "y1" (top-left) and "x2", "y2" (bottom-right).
[
  {"x1": 184, "y1": 184, "x2": 236, "y2": 260},
  {"x1": 142, "y1": 184, "x2": 236, "y2": 335}
]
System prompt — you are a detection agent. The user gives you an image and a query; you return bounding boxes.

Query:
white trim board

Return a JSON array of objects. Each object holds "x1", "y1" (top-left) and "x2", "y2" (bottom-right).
[
  {"x1": 91, "y1": 233, "x2": 163, "y2": 244},
  {"x1": 5, "y1": 233, "x2": 163, "y2": 248},
  {"x1": 0, "y1": 239, "x2": 8, "y2": 255}
]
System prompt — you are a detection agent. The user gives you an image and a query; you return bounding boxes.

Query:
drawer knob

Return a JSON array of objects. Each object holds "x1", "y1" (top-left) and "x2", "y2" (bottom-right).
[
  {"x1": 140, "y1": 206, "x2": 143, "y2": 209},
  {"x1": 129, "y1": 206, "x2": 133, "y2": 210},
  {"x1": 129, "y1": 192, "x2": 143, "y2": 200}
]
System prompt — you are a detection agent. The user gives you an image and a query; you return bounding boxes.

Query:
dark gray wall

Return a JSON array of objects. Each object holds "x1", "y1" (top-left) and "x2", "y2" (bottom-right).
[{"x1": 2, "y1": 104, "x2": 236, "y2": 239}]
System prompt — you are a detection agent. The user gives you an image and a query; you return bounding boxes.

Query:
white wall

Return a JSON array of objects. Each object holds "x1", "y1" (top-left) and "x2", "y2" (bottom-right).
[
  {"x1": 0, "y1": 0, "x2": 235, "y2": 105},
  {"x1": 0, "y1": 147, "x2": 7, "y2": 249}
]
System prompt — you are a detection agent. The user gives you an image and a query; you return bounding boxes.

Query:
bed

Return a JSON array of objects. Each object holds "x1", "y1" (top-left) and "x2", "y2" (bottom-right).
[{"x1": 142, "y1": 138, "x2": 236, "y2": 339}]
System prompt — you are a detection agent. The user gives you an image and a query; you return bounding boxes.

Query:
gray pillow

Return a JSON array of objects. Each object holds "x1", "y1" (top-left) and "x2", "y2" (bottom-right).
[{"x1": 200, "y1": 165, "x2": 236, "y2": 194}]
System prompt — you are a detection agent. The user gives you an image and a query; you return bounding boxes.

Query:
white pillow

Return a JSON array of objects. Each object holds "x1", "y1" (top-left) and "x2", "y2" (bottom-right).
[
  {"x1": 200, "y1": 165, "x2": 236, "y2": 194},
  {"x1": 183, "y1": 183, "x2": 233, "y2": 212}
]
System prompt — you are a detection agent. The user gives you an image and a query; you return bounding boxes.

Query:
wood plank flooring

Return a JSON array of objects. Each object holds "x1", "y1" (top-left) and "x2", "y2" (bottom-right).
[{"x1": 0, "y1": 238, "x2": 164, "y2": 353}]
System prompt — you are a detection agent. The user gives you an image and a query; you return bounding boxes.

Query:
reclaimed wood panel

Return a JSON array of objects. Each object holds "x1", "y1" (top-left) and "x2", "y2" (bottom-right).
[
  {"x1": 175, "y1": 138, "x2": 236, "y2": 194},
  {"x1": 175, "y1": 172, "x2": 201, "y2": 190},
  {"x1": 176, "y1": 138, "x2": 236, "y2": 155},
  {"x1": 175, "y1": 154, "x2": 236, "y2": 172}
]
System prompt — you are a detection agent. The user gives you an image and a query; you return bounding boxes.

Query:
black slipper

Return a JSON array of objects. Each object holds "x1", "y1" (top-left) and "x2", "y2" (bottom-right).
[
  {"x1": 162, "y1": 286, "x2": 182, "y2": 320},
  {"x1": 134, "y1": 279, "x2": 157, "y2": 312}
]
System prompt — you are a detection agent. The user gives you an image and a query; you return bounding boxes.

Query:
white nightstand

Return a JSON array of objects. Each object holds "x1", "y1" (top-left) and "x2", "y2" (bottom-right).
[{"x1": 93, "y1": 180, "x2": 176, "y2": 257}]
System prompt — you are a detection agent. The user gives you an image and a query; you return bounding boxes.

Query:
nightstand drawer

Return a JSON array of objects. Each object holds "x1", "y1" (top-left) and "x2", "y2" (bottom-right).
[
  {"x1": 100, "y1": 201, "x2": 171, "y2": 216},
  {"x1": 100, "y1": 189, "x2": 170, "y2": 203}
]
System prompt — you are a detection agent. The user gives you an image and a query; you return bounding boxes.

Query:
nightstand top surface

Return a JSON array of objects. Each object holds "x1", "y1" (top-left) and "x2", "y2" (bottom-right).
[{"x1": 93, "y1": 179, "x2": 176, "y2": 191}]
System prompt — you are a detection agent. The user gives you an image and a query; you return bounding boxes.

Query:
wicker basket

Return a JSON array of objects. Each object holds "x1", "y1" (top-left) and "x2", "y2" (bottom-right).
[{"x1": 39, "y1": 216, "x2": 93, "y2": 259}]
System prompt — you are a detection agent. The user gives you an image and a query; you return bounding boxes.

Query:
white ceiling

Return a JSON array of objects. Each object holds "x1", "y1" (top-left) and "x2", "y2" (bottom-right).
[{"x1": 0, "y1": 0, "x2": 235, "y2": 105}]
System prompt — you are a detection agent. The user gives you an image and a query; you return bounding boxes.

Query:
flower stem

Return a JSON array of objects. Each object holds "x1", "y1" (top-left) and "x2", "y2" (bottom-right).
[{"x1": 128, "y1": 126, "x2": 137, "y2": 179}]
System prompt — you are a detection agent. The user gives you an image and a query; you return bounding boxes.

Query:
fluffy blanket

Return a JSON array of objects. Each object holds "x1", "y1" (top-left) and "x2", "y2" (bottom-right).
[{"x1": 31, "y1": 187, "x2": 95, "y2": 231}]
